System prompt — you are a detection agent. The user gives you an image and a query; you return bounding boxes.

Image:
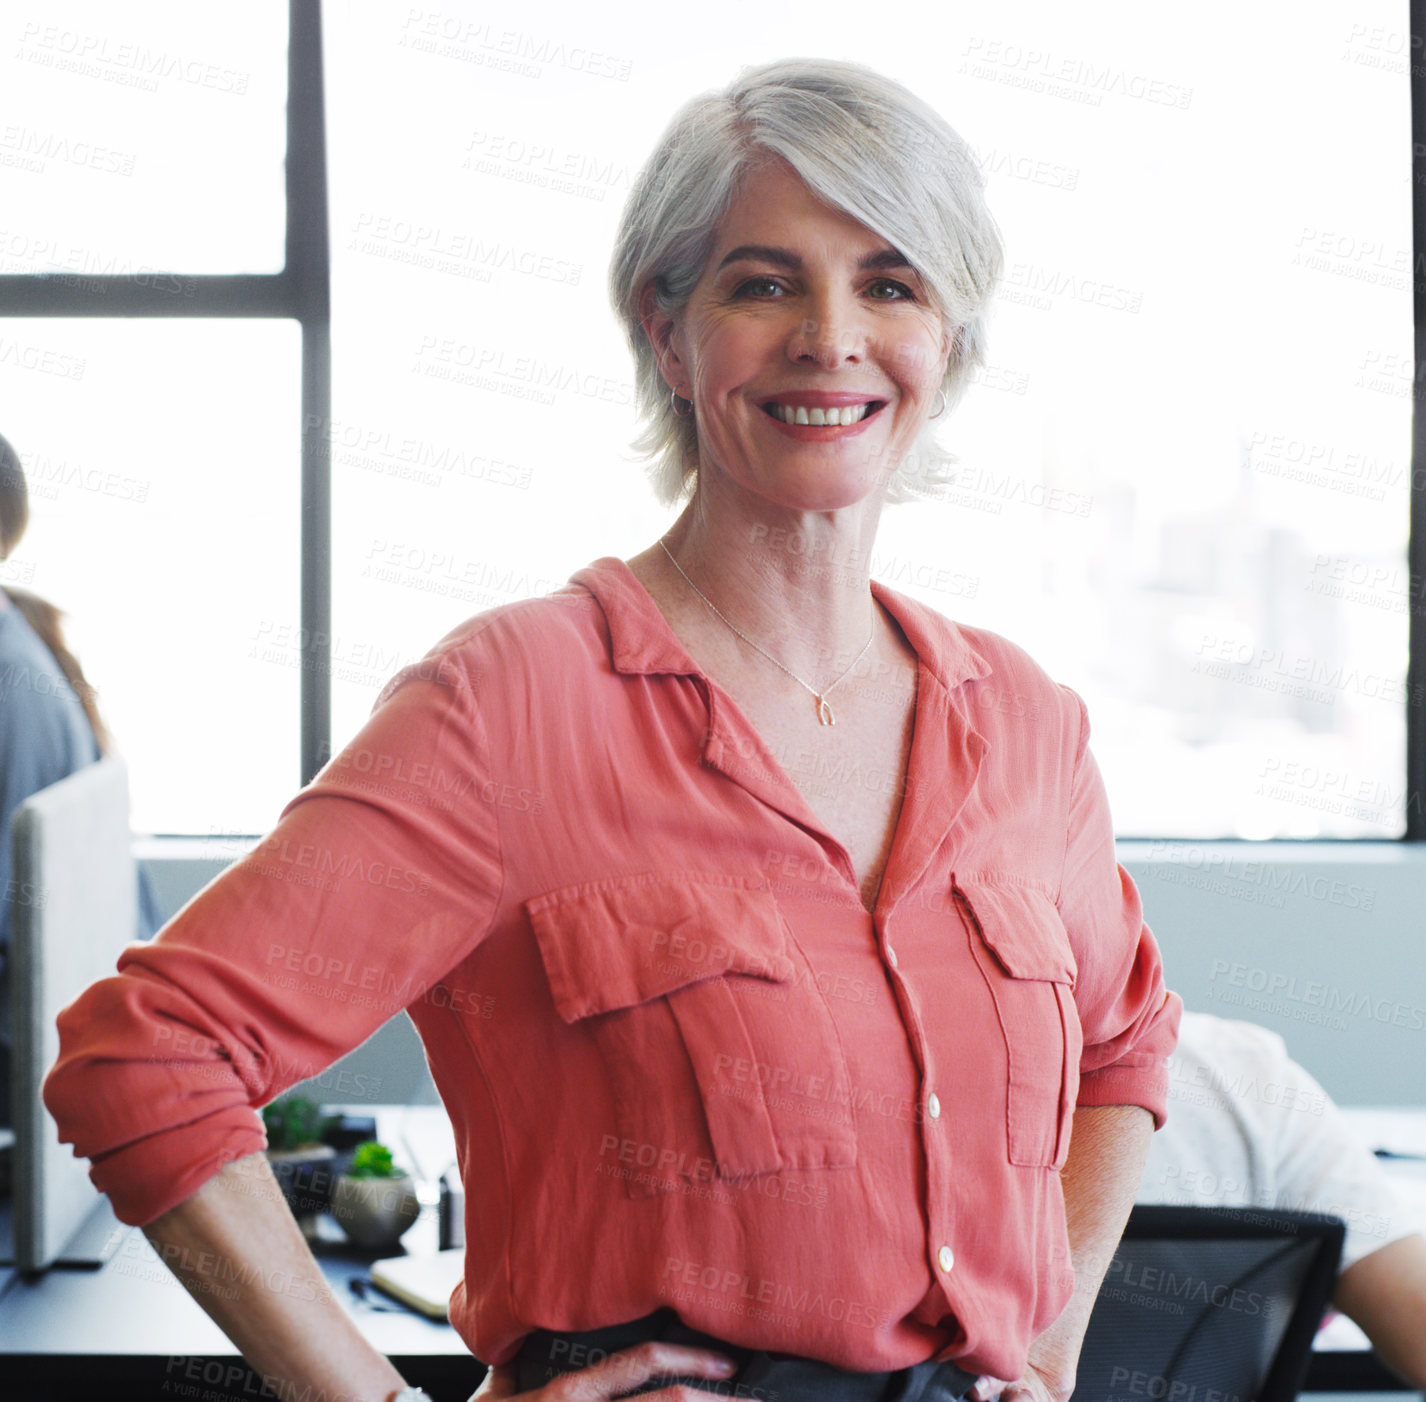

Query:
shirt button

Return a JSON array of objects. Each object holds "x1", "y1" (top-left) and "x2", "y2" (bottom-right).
[
  {"x1": 886, "y1": 946, "x2": 899, "y2": 968},
  {"x1": 927, "y1": 1092, "x2": 941, "y2": 1120},
  {"x1": 938, "y1": 1245, "x2": 955, "y2": 1273}
]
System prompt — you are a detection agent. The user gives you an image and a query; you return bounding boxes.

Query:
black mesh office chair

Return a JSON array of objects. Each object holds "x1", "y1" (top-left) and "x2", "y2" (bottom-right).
[{"x1": 1075, "y1": 1206, "x2": 1346, "y2": 1402}]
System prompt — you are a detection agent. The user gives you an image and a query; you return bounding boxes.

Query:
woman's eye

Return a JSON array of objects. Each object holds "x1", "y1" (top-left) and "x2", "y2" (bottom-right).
[
  {"x1": 733, "y1": 276, "x2": 785, "y2": 298},
  {"x1": 866, "y1": 278, "x2": 916, "y2": 301}
]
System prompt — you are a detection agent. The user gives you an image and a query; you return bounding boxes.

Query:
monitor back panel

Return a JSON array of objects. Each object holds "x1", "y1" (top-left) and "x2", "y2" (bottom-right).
[{"x1": 11, "y1": 758, "x2": 137, "y2": 1273}]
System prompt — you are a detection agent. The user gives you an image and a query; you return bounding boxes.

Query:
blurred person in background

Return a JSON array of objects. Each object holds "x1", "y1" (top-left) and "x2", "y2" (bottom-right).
[
  {"x1": 1139, "y1": 1010, "x2": 1426, "y2": 1387},
  {"x1": 0, "y1": 432, "x2": 162, "y2": 1123}
]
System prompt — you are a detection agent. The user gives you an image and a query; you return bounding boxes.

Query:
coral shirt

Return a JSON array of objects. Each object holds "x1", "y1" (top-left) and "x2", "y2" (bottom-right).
[{"x1": 45, "y1": 556, "x2": 1179, "y2": 1381}]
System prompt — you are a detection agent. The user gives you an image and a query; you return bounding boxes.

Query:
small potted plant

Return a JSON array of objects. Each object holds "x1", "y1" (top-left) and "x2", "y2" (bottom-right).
[
  {"x1": 262, "y1": 1095, "x2": 339, "y2": 1217},
  {"x1": 331, "y1": 1141, "x2": 420, "y2": 1250}
]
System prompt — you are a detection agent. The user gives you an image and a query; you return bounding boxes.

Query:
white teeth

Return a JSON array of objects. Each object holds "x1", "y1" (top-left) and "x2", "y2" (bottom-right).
[{"x1": 769, "y1": 402, "x2": 873, "y2": 426}]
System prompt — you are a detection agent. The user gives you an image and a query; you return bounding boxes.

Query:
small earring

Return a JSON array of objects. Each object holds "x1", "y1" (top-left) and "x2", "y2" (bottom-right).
[
  {"x1": 928, "y1": 389, "x2": 947, "y2": 421},
  {"x1": 670, "y1": 388, "x2": 694, "y2": 419}
]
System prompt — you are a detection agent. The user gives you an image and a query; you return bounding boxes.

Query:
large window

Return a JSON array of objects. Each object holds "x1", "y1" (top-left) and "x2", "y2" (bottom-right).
[
  {"x1": 0, "y1": 2, "x2": 320, "y2": 836},
  {"x1": 327, "y1": 0, "x2": 1411, "y2": 838},
  {"x1": 3, "y1": 1, "x2": 1413, "y2": 839}
]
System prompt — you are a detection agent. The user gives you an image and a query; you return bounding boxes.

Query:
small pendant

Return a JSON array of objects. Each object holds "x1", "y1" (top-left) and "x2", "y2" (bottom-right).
[{"x1": 816, "y1": 695, "x2": 836, "y2": 726}]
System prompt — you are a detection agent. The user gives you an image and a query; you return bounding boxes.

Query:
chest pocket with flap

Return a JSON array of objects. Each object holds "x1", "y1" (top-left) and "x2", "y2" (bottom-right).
[
  {"x1": 527, "y1": 872, "x2": 857, "y2": 1198},
  {"x1": 955, "y1": 876, "x2": 1082, "y2": 1169}
]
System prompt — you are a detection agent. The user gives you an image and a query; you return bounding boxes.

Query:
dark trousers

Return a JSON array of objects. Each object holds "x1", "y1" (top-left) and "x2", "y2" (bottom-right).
[{"x1": 516, "y1": 1309, "x2": 981, "y2": 1401}]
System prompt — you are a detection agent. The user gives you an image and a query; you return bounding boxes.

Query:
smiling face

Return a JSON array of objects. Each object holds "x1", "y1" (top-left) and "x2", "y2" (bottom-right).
[{"x1": 643, "y1": 158, "x2": 952, "y2": 515}]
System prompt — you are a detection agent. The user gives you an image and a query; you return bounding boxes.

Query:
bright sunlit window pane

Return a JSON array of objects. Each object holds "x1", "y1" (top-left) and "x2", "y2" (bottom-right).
[
  {"x1": 0, "y1": 2, "x2": 287, "y2": 275},
  {"x1": 0, "y1": 319, "x2": 301, "y2": 834},
  {"x1": 318, "y1": 0, "x2": 1406, "y2": 838}
]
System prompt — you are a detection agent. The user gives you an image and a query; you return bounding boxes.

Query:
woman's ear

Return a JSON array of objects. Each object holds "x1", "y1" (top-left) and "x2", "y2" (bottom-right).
[{"x1": 639, "y1": 282, "x2": 687, "y2": 395}]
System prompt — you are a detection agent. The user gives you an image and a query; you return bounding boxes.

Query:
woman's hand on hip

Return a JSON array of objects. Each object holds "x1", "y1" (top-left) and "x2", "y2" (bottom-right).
[
  {"x1": 469, "y1": 1342, "x2": 741, "y2": 1400},
  {"x1": 970, "y1": 1360, "x2": 1073, "y2": 1402}
]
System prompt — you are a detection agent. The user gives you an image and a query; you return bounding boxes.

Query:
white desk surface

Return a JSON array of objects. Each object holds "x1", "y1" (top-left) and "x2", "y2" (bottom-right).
[
  {"x1": 4, "y1": 1104, "x2": 1424, "y2": 1375},
  {"x1": 0, "y1": 1105, "x2": 469, "y2": 1359}
]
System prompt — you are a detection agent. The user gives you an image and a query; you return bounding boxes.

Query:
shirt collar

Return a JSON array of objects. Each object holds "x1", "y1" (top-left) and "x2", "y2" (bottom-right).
[{"x1": 569, "y1": 555, "x2": 991, "y2": 694}]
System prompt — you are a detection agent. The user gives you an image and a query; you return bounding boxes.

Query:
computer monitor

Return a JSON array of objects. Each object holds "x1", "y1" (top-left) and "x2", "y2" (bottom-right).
[
  {"x1": 5, "y1": 757, "x2": 137, "y2": 1273},
  {"x1": 1076, "y1": 1204, "x2": 1346, "y2": 1402}
]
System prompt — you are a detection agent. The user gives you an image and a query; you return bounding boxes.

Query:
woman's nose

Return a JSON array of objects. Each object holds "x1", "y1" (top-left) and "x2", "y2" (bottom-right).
[{"x1": 785, "y1": 296, "x2": 865, "y2": 368}]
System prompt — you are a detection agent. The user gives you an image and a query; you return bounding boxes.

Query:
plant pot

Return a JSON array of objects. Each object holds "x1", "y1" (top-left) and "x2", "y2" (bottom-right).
[
  {"x1": 266, "y1": 1144, "x2": 339, "y2": 1217},
  {"x1": 331, "y1": 1172, "x2": 421, "y2": 1250}
]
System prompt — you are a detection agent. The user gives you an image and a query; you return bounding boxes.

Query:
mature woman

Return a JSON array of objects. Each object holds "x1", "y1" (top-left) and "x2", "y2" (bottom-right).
[{"x1": 45, "y1": 59, "x2": 1179, "y2": 1402}]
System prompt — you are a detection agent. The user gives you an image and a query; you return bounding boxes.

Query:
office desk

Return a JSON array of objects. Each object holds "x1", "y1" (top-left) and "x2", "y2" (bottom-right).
[
  {"x1": 0, "y1": 1106, "x2": 481, "y2": 1402},
  {"x1": 3, "y1": 1105, "x2": 1422, "y2": 1400}
]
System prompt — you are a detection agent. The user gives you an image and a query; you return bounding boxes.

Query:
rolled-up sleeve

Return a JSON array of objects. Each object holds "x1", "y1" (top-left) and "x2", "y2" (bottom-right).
[
  {"x1": 1056, "y1": 688, "x2": 1180, "y2": 1126},
  {"x1": 43, "y1": 649, "x2": 503, "y2": 1225}
]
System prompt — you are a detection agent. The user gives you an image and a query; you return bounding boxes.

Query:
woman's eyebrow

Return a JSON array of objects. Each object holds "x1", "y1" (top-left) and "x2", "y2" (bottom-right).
[{"x1": 715, "y1": 244, "x2": 914, "y2": 273}]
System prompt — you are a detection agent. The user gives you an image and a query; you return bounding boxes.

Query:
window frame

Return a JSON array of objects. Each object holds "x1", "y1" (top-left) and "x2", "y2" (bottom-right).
[
  {"x1": 1408, "y1": 0, "x2": 1426, "y2": 840},
  {"x1": 0, "y1": 0, "x2": 333, "y2": 795}
]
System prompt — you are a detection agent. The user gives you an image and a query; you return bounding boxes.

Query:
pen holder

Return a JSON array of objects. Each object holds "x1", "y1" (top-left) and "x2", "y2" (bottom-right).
[{"x1": 439, "y1": 1167, "x2": 465, "y2": 1250}]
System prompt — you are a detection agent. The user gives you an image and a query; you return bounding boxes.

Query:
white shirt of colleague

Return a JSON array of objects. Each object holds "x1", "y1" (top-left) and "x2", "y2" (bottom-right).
[{"x1": 1138, "y1": 1011, "x2": 1422, "y2": 1268}]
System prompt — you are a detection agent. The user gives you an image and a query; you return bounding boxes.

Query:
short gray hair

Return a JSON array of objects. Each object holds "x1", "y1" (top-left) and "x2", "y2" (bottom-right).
[{"x1": 609, "y1": 58, "x2": 1004, "y2": 506}]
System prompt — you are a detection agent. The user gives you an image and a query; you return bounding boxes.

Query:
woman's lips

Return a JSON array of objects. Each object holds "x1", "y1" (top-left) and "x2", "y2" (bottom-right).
[{"x1": 759, "y1": 399, "x2": 886, "y2": 437}]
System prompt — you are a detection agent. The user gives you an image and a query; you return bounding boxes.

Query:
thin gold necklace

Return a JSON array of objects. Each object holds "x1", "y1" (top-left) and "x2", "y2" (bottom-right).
[{"x1": 658, "y1": 538, "x2": 874, "y2": 726}]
